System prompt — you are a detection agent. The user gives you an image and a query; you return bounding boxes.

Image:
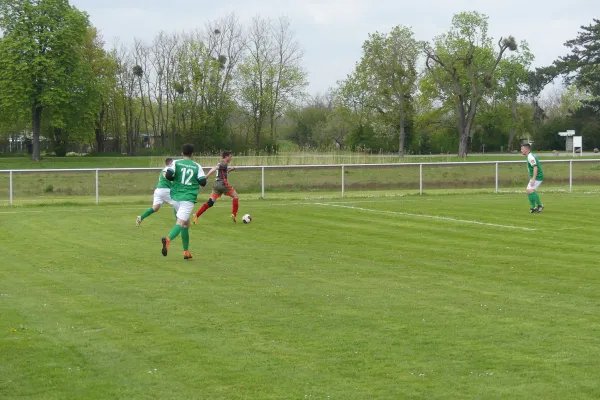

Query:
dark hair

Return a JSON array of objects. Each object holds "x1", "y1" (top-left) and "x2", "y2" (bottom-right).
[
  {"x1": 182, "y1": 144, "x2": 194, "y2": 156},
  {"x1": 521, "y1": 143, "x2": 531, "y2": 148},
  {"x1": 165, "y1": 157, "x2": 173, "y2": 165},
  {"x1": 221, "y1": 150, "x2": 232, "y2": 158}
]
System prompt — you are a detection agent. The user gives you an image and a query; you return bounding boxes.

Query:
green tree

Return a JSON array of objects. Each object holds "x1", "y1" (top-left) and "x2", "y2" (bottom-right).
[
  {"x1": 423, "y1": 11, "x2": 517, "y2": 157},
  {"x1": 552, "y1": 19, "x2": 600, "y2": 148},
  {"x1": 494, "y1": 41, "x2": 534, "y2": 151},
  {"x1": 82, "y1": 27, "x2": 118, "y2": 153},
  {"x1": 357, "y1": 25, "x2": 420, "y2": 157},
  {"x1": 314, "y1": 106, "x2": 356, "y2": 150},
  {"x1": 284, "y1": 95, "x2": 331, "y2": 148},
  {"x1": 0, "y1": 0, "x2": 89, "y2": 160},
  {"x1": 555, "y1": 19, "x2": 600, "y2": 97}
]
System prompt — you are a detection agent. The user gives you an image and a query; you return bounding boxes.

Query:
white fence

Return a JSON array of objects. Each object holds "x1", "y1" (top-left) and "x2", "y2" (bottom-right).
[{"x1": 1, "y1": 159, "x2": 599, "y2": 205}]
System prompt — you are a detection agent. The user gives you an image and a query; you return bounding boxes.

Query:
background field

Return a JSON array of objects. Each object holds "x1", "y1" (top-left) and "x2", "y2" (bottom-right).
[{"x1": 1, "y1": 193, "x2": 599, "y2": 399}]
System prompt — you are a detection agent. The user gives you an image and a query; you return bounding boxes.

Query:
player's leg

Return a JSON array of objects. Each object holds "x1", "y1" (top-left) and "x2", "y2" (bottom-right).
[
  {"x1": 181, "y1": 219, "x2": 192, "y2": 260},
  {"x1": 193, "y1": 194, "x2": 219, "y2": 224},
  {"x1": 526, "y1": 182, "x2": 540, "y2": 213},
  {"x1": 532, "y1": 181, "x2": 543, "y2": 212},
  {"x1": 162, "y1": 201, "x2": 188, "y2": 256},
  {"x1": 161, "y1": 190, "x2": 177, "y2": 219},
  {"x1": 137, "y1": 190, "x2": 162, "y2": 226},
  {"x1": 227, "y1": 189, "x2": 239, "y2": 223}
]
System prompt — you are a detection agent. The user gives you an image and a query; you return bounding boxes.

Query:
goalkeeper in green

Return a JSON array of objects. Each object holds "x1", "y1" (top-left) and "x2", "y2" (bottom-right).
[{"x1": 521, "y1": 143, "x2": 544, "y2": 213}]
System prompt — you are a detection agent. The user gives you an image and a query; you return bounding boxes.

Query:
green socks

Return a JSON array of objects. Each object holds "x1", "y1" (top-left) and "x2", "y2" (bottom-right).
[
  {"x1": 181, "y1": 227, "x2": 189, "y2": 251},
  {"x1": 141, "y1": 208, "x2": 154, "y2": 220},
  {"x1": 167, "y1": 225, "x2": 189, "y2": 251},
  {"x1": 528, "y1": 192, "x2": 542, "y2": 208},
  {"x1": 527, "y1": 193, "x2": 536, "y2": 208},
  {"x1": 168, "y1": 224, "x2": 183, "y2": 240}
]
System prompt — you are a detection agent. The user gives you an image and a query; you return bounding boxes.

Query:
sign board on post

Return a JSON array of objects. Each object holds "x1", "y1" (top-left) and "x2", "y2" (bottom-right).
[{"x1": 573, "y1": 136, "x2": 583, "y2": 156}]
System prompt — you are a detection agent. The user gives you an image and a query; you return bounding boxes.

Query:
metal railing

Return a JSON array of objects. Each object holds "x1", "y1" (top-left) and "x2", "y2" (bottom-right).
[{"x1": 1, "y1": 159, "x2": 599, "y2": 205}]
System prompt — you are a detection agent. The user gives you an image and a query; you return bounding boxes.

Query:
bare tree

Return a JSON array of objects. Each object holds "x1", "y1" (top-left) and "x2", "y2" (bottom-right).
[
  {"x1": 133, "y1": 38, "x2": 152, "y2": 143},
  {"x1": 113, "y1": 42, "x2": 139, "y2": 155},
  {"x1": 237, "y1": 16, "x2": 274, "y2": 148},
  {"x1": 268, "y1": 16, "x2": 308, "y2": 140}
]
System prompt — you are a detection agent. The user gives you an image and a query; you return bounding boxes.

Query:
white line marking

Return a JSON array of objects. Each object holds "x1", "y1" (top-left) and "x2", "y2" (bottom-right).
[{"x1": 313, "y1": 203, "x2": 536, "y2": 231}]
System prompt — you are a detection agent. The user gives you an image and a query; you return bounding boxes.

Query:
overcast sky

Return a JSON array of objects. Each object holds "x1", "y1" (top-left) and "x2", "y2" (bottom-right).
[{"x1": 71, "y1": 0, "x2": 599, "y2": 95}]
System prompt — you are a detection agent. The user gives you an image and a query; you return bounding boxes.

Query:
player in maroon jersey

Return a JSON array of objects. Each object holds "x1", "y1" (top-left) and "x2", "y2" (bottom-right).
[{"x1": 192, "y1": 151, "x2": 239, "y2": 223}]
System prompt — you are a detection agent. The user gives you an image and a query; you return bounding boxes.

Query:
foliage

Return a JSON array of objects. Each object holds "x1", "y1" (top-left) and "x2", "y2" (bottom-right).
[
  {"x1": 353, "y1": 25, "x2": 421, "y2": 156},
  {"x1": 2, "y1": 6, "x2": 599, "y2": 156},
  {"x1": 422, "y1": 11, "x2": 518, "y2": 156},
  {"x1": 0, "y1": 0, "x2": 90, "y2": 160}
]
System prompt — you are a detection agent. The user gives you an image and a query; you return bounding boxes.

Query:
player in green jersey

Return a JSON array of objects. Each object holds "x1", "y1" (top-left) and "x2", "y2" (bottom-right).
[
  {"x1": 136, "y1": 158, "x2": 174, "y2": 227},
  {"x1": 521, "y1": 143, "x2": 544, "y2": 213},
  {"x1": 161, "y1": 144, "x2": 207, "y2": 259}
]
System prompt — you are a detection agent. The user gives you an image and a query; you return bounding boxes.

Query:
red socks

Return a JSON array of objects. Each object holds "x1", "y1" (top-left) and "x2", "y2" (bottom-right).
[
  {"x1": 232, "y1": 198, "x2": 239, "y2": 216},
  {"x1": 196, "y1": 202, "x2": 209, "y2": 218}
]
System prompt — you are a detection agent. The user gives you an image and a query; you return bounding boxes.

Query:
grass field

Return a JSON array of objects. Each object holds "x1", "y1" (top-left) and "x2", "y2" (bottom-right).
[{"x1": 1, "y1": 193, "x2": 599, "y2": 399}]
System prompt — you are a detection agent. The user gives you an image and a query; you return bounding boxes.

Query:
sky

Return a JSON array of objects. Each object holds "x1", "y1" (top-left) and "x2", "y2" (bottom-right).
[{"x1": 71, "y1": 0, "x2": 599, "y2": 96}]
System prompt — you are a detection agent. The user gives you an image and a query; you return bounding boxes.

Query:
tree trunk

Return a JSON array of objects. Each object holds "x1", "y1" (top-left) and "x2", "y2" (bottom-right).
[
  {"x1": 31, "y1": 102, "x2": 43, "y2": 161},
  {"x1": 138, "y1": 79, "x2": 151, "y2": 147},
  {"x1": 456, "y1": 101, "x2": 468, "y2": 157},
  {"x1": 507, "y1": 99, "x2": 519, "y2": 151},
  {"x1": 457, "y1": 98, "x2": 479, "y2": 157},
  {"x1": 52, "y1": 127, "x2": 68, "y2": 157},
  {"x1": 95, "y1": 104, "x2": 106, "y2": 153},
  {"x1": 399, "y1": 97, "x2": 405, "y2": 158}
]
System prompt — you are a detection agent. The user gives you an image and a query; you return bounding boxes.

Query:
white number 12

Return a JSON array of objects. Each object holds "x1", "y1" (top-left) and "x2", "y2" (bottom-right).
[{"x1": 181, "y1": 168, "x2": 194, "y2": 185}]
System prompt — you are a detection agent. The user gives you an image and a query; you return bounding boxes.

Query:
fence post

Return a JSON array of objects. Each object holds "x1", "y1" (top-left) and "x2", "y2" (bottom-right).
[
  {"x1": 419, "y1": 164, "x2": 423, "y2": 195},
  {"x1": 569, "y1": 160, "x2": 573, "y2": 193},
  {"x1": 95, "y1": 169, "x2": 99, "y2": 204},
  {"x1": 261, "y1": 166, "x2": 265, "y2": 199},
  {"x1": 9, "y1": 170, "x2": 13, "y2": 205},
  {"x1": 495, "y1": 162, "x2": 499, "y2": 193},
  {"x1": 341, "y1": 164, "x2": 345, "y2": 198}
]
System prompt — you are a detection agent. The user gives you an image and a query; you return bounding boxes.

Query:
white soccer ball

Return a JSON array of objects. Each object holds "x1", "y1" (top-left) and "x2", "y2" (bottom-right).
[{"x1": 242, "y1": 214, "x2": 252, "y2": 224}]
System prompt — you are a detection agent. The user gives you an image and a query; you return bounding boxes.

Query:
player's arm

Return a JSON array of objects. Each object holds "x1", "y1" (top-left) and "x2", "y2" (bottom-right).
[
  {"x1": 196, "y1": 165, "x2": 207, "y2": 187},
  {"x1": 205, "y1": 165, "x2": 218, "y2": 178},
  {"x1": 228, "y1": 167, "x2": 236, "y2": 172},
  {"x1": 164, "y1": 166, "x2": 176, "y2": 181}
]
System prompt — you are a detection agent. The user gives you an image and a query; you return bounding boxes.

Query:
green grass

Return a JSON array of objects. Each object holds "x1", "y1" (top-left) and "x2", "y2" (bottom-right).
[{"x1": 1, "y1": 193, "x2": 599, "y2": 399}]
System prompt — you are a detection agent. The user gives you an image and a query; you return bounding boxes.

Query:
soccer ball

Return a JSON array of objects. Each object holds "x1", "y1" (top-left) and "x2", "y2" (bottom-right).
[{"x1": 242, "y1": 214, "x2": 252, "y2": 224}]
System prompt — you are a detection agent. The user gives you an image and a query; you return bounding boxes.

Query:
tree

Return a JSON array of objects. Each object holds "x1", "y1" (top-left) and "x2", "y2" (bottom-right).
[
  {"x1": 494, "y1": 41, "x2": 534, "y2": 150},
  {"x1": 0, "y1": 0, "x2": 89, "y2": 160},
  {"x1": 314, "y1": 106, "x2": 356, "y2": 150},
  {"x1": 266, "y1": 16, "x2": 308, "y2": 140},
  {"x1": 237, "y1": 16, "x2": 306, "y2": 150},
  {"x1": 284, "y1": 94, "x2": 332, "y2": 147},
  {"x1": 357, "y1": 25, "x2": 420, "y2": 157},
  {"x1": 113, "y1": 42, "x2": 140, "y2": 155},
  {"x1": 555, "y1": 19, "x2": 600, "y2": 97},
  {"x1": 423, "y1": 11, "x2": 517, "y2": 157},
  {"x1": 82, "y1": 27, "x2": 117, "y2": 153},
  {"x1": 552, "y1": 19, "x2": 600, "y2": 147},
  {"x1": 133, "y1": 39, "x2": 152, "y2": 142}
]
